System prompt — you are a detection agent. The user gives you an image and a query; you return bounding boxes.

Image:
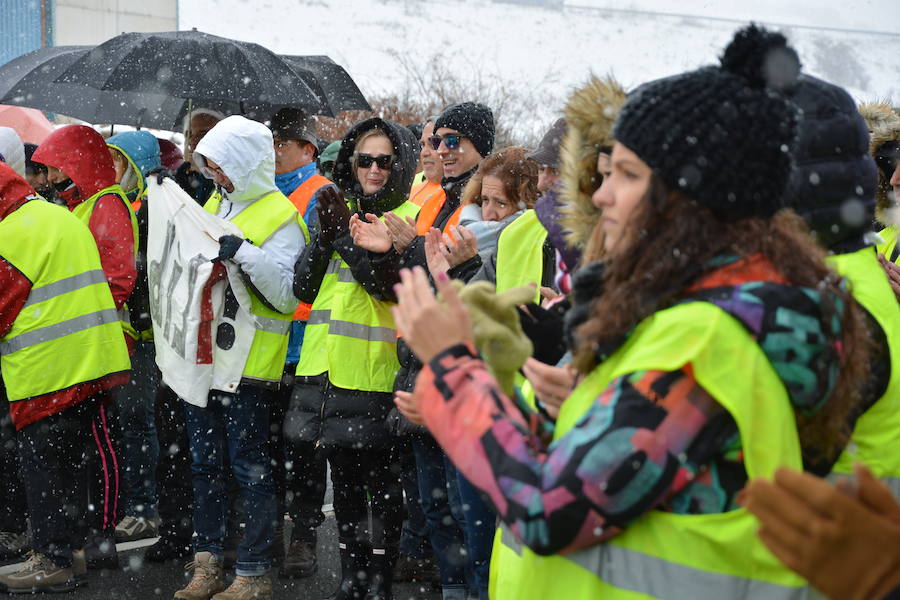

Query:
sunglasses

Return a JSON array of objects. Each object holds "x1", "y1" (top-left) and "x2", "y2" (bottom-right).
[
  {"x1": 427, "y1": 134, "x2": 465, "y2": 151},
  {"x1": 356, "y1": 153, "x2": 394, "y2": 170}
]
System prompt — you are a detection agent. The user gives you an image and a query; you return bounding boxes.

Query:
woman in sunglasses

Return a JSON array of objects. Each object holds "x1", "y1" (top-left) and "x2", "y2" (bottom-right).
[{"x1": 290, "y1": 117, "x2": 420, "y2": 600}]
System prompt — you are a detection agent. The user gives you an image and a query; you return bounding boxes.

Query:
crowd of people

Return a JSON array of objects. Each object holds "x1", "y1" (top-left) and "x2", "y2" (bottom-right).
[{"x1": 1, "y1": 22, "x2": 900, "y2": 600}]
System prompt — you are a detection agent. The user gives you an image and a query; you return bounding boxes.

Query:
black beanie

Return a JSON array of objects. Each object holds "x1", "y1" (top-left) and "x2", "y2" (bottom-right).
[
  {"x1": 434, "y1": 102, "x2": 495, "y2": 158},
  {"x1": 784, "y1": 74, "x2": 877, "y2": 250},
  {"x1": 613, "y1": 24, "x2": 801, "y2": 221}
]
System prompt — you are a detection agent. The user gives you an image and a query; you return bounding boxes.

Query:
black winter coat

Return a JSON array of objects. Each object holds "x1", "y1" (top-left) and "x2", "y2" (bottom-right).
[{"x1": 289, "y1": 117, "x2": 419, "y2": 449}]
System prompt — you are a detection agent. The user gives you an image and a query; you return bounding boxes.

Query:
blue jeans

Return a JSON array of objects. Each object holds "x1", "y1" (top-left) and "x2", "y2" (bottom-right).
[
  {"x1": 117, "y1": 340, "x2": 159, "y2": 518},
  {"x1": 412, "y1": 437, "x2": 467, "y2": 589},
  {"x1": 184, "y1": 387, "x2": 275, "y2": 577},
  {"x1": 453, "y1": 467, "x2": 494, "y2": 600}
]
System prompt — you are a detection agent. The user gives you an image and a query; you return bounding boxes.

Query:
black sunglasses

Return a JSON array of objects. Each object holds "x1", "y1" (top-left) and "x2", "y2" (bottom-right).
[
  {"x1": 356, "y1": 153, "x2": 394, "y2": 169},
  {"x1": 427, "y1": 134, "x2": 464, "y2": 151}
]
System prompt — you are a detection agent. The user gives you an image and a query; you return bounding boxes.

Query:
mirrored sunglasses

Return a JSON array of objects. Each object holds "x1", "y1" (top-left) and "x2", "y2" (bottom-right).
[{"x1": 428, "y1": 134, "x2": 464, "y2": 151}]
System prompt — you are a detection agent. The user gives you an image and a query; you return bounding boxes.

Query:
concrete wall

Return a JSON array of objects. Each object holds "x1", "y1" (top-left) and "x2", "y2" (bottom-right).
[{"x1": 54, "y1": 0, "x2": 177, "y2": 45}]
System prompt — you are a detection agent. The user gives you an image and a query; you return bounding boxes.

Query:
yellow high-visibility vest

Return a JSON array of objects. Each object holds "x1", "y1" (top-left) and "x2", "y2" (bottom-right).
[
  {"x1": 296, "y1": 201, "x2": 419, "y2": 392},
  {"x1": 490, "y1": 301, "x2": 808, "y2": 600},
  {"x1": 0, "y1": 199, "x2": 130, "y2": 402}
]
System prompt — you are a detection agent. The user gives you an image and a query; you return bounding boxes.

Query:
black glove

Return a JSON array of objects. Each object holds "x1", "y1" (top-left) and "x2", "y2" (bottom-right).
[
  {"x1": 146, "y1": 166, "x2": 174, "y2": 185},
  {"x1": 212, "y1": 235, "x2": 248, "y2": 263},
  {"x1": 518, "y1": 302, "x2": 569, "y2": 366},
  {"x1": 315, "y1": 186, "x2": 352, "y2": 248}
]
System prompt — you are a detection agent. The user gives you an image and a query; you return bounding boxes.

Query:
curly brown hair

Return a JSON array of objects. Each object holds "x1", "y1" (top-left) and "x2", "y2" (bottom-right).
[
  {"x1": 461, "y1": 146, "x2": 540, "y2": 211},
  {"x1": 572, "y1": 177, "x2": 871, "y2": 466}
]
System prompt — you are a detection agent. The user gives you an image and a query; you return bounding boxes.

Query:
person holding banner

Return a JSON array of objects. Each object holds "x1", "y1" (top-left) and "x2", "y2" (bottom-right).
[{"x1": 173, "y1": 115, "x2": 306, "y2": 600}]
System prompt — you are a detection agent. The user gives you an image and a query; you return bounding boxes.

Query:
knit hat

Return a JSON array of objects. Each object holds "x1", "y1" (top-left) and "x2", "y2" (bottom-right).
[
  {"x1": 527, "y1": 118, "x2": 567, "y2": 168},
  {"x1": 613, "y1": 24, "x2": 801, "y2": 221},
  {"x1": 434, "y1": 102, "x2": 495, "y2": 158},
  {"x1": 269, "y1": 107, "x2": 320, "y2": 153},
  {"x1": 784, "y1": 74, "x2": 877, "y2": 250}
]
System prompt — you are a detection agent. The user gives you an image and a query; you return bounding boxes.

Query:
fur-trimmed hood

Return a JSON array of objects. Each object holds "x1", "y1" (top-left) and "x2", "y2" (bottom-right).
[
  {"x1": 859, "y1": 101, "x2": 900, "y2": 223},
  {"x1": 558, "y1": 76, "x2": 626, "y2": 259}
]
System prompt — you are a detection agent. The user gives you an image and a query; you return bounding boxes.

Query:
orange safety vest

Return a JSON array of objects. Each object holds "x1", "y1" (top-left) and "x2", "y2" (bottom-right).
[
  {"x1": 408, "y1": 179, "x2": 441, "y2": 207},
  {"x1": 288, "y1": 173, "x2": 333, "y2": 321},
  {"x1": 415, "y1": 186, "x2": 462, "y2": 236}
]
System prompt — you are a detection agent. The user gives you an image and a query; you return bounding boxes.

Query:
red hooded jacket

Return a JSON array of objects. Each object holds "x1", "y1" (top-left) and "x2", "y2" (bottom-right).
[
  {"x1": 32, "y1": 125, "x2": 137, "y2": 311},
  {"x1": 0, "y1": 163, "x2": 128, "y2": 429}
]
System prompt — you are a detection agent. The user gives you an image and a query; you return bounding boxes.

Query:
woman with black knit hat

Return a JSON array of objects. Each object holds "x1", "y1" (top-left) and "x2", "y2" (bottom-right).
[{"x1": 389, "y1": 25, "x2": 871, "y2": 600}]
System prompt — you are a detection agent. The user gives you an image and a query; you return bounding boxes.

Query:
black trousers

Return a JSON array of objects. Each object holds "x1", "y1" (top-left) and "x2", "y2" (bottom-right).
[
  {"x1": 329, "y1": 445, "x2": 403, "y2": 551},
  {"x1": 276, "y1": 369, "x2": 327, "y2": 543},
  {"x1": 154, "y1": 381, "x2": 194, "y2": 542},
  {"x1": 84, "y1": 397, "x2": 122, "y2": 535},
  {"x1": 17, "y1": 394, "x2": 111, "y2": 568},
  {"x1": 0, "y1": 383, "x2": 28, "y2": 534}
]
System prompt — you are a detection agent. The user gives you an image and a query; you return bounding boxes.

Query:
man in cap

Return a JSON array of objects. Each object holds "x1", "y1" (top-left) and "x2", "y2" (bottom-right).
[{"x1": 527, "y1": 118, "x2": 566, "y2": 193}]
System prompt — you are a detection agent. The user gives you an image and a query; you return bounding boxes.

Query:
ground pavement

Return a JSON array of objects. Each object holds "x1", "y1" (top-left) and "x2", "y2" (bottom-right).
[{"x1": 0, "y1": 513, "x2": 441, "y2": 600}]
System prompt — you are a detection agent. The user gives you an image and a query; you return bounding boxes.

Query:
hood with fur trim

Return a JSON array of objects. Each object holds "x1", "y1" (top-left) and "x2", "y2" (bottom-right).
[
  {"x1": 558, "y1": 76, "x2": 626, "y2": 258},
  {"x1": 859, "y1": 101, "x2": 900, "y2": 224},
  {"x1": 0, "y1": 128, "x2": 25, "y2": 178}
]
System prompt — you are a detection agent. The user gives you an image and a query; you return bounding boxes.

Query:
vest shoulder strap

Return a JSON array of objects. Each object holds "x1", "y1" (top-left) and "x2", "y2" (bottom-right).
[{"x1": 289, "y1": 174, "x2": 333, "y2": 220}]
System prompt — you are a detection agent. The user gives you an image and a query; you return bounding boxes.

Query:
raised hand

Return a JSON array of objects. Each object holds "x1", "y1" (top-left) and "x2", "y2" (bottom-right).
[{"x1": 350, "y1": 212, "x2": 393, "y2": 253}]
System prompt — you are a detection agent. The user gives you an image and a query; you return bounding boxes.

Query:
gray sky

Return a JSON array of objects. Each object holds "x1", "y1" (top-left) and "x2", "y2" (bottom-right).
[{"x1": 573, "y1": 0, "x2": 898, "y2": 34}]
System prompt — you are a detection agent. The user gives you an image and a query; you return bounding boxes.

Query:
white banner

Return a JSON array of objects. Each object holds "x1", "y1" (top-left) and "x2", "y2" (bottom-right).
[{"x1": 147, "y1": 178, "x2": 256, "y2": 407}]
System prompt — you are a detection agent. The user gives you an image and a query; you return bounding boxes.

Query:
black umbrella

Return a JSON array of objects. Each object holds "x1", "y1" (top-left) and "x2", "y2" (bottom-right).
[
  {"x1": 0, "y1": 45, "x2": 196, "y2": 129},
  {"x1": 55, "y1": 30, "x2": 324, "y2": 109},
  {"x1": 281, "y1": 55, "x2": 371, "y2": 114}
]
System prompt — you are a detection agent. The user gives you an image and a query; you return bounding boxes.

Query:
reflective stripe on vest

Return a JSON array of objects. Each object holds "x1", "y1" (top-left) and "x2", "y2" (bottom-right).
[
  {"x1": 296, "y1": 200, "x2": 419, "y2": 391},
  {"x1": 494, "y1": 209, "x2": 546, "y2": 303},
  {"x1": 490, "y1": 301, "x2": 807, "y2": 600},
  {"x1": 0, "y1": 200, "x2": 130, "y2": 402},
  {"x1": 829, "y1": 248, "x2": 900, "y2": 485},
  {"x1": 204, "y1": 190, "x2": 302, "y2": 383}
]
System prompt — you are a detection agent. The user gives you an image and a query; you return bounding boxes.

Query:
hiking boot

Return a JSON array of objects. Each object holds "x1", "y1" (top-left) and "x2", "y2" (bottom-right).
[
  {"x1": 278, "y1": 539, "x2": 317, "y2": 579},
  {"x1": 174, "y1": 552, "x2": 225, "y2": 600},
  {"x1": 0, "y1": 551, "x2": 76, "y2": 594},
  {"x1": 72, "y1": 548, "x2": 88, "y2": 586},
  {"x1": 145, "y1": 536, "x2": 193, "y2": 563},
  {"x1": 0, "y1": 531, "x2": 29, "y2": 561},
  {"x1": 211, "y1": 574, "x2": 272, "y2": 600},
  {"x1": 116, "y1": 515, "x2": 162, "y2": 542},
  {"x1": 84, "y1": 530, "x2": 119, "y2": 569}
]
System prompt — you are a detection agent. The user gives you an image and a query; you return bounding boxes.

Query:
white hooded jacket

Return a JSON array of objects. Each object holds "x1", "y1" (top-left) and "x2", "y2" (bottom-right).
[
  {"x1": 194, "y1": 115, "x2": 304, "y2": 313},
  {"x1": 0, "y1": 128, "x2": 26, "y2": 178}
]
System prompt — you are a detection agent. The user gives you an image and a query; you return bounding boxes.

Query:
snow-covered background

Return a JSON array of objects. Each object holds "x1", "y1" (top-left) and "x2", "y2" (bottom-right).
[{"x1": 179, "y1": 0, "x2": 900, "y2": 141}]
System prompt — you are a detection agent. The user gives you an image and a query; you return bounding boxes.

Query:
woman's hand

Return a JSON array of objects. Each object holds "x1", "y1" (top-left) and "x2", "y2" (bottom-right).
[
  {"x1": 316, "y1": 186, "x2": 352, "y2": 247},
  {"x1": 744, "y1": 464, "x2": 900, "y2": 600},
  {"x1": 522, "y1": 358, "x2": 579, "y2": 418},
  {"x1": 384, "y1": 212, "x2": 418, "y2": 254},
  {"x1": 350, "y1": 212, "x2": 393, "y2": 253},
  {"x1": 393, "y1": 390, "x2": 425, "y2": 425},
  {"x1": 393, "y1": 266, "x2": 473, "y2": 364},
  {"x1": 877, "y1": 253, "x2": 900, "y2": 302},
  {"x1": 424, "y1": 228, "x2": 451, "y2": 278},
  {"x1": 443, "y1": 226, "x2": 478, "y2": 268}
]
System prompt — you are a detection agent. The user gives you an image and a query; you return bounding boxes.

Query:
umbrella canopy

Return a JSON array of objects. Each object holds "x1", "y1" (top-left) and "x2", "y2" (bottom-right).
[
  {"x1": 281, "y1": 55, "x2": 370, "y2": 114},
  {"x1": 0, "y1": 105, "x2": 54, "y2": 144},
  {"x1": 55, "y1": 30, "x2": 324, "y2": 108},
  {"x1": 0, "y1": 45, "x2": 195, "y2": 130}
]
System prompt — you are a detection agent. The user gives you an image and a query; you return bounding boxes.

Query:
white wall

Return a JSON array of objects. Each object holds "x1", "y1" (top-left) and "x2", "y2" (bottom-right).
[{"x1": 54, "y1": 0, "x2": 177, "y2": 45}]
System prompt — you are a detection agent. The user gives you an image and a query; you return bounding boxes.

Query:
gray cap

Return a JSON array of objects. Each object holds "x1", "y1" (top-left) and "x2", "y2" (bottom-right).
[
  {"x1": 270, "y1": 107, "x2": 320, "y2": 152},
  {"x1": 527, "y1": 118, "x2": 567, "y2": 168}
]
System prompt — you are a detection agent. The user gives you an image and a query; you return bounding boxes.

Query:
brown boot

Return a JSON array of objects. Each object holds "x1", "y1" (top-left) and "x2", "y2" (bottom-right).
[
  {"x1": 0, "y1": 551, "x2": 76, "y2": 594},
  {"x1": 211, "y1": 574, "x2": 272, "y2": 600},
  {"x1": 278, "y1": 539, "x2": 317, "y2": 579},
  {"x1": 174, "y1": 552, "x2": 226, "y2": 600}
]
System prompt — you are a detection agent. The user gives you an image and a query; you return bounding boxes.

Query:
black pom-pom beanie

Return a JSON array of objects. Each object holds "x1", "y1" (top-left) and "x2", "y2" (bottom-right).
[{"x1": 613, "y1": 24, "x2": 802, "y2": 221}]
